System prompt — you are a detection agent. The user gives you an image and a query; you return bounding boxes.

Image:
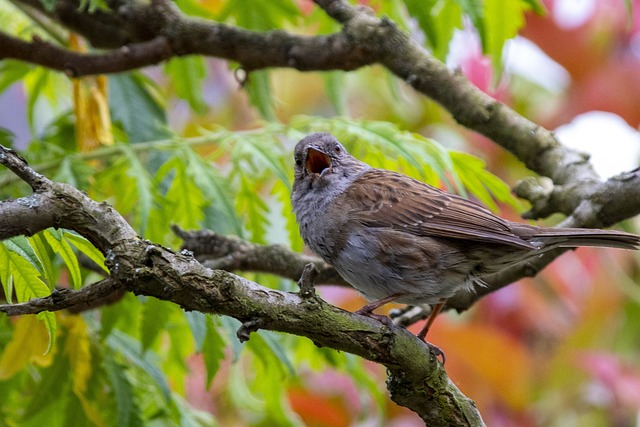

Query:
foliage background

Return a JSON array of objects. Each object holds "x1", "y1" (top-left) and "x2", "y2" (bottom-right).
[{"x1": 0, "y1": 0, "x2": 640, "y2": 425}]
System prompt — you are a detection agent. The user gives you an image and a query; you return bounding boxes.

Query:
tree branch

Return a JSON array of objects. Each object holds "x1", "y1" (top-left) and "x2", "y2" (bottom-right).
[
  {"x1": 0, "y1": 146, "x2": 485, "y2": 425},
  {"x1": 0, "y1": 32, "x2": 173, "y2": 76},
  {"x1": 172, "y1": 225, "x2": 348, "y2": 287}
]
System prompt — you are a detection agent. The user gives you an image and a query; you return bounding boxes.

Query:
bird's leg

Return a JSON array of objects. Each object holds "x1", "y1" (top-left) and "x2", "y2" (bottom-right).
[
  {"x1": 355, "y1": 292, "x2": 407, "y2": 329},
  {"x1": 417, "y1": 300, "x2": 445, "y2": 341},
  {"x1": 416, "y1": 300, "x2": 447, "y2": 363}
]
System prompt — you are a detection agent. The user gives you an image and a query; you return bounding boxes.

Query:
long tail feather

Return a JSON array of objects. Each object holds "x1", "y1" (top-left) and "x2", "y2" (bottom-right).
[{"x1": 532, "y1": 228, "x2": 640, "y2": 250}]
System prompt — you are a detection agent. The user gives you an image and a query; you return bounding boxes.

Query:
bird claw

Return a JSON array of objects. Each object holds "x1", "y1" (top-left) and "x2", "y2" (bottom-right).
[
  {"x1": 425, "y1": 341, "x2": 445, "y2": 365},
  {"x1": 355, "y1": 308, "x2": 395, "y2": 330}
]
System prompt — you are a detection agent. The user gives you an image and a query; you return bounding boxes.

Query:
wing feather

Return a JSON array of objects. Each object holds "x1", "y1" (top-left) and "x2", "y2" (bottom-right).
[{"x1": 344, "y1": 169, "x2": 536, "y2": 250}]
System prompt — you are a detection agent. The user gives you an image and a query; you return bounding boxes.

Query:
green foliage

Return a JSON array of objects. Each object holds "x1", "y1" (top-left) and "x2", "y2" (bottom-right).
[
  {"x1": 109, "y1": 74, "x2": 170, "y2": 143},
  {"x1": 0, "y1": 0, "x2": 576, "y2": 425},
  {"x1": 165, "y1": 56, "x2": 209, "y2": 114},
  {"x1": 0, "y1": 112, "x2": 522, "y2": 422}
]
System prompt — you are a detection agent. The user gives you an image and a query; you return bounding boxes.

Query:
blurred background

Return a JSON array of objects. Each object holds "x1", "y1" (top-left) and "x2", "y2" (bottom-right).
[{"x1": 1, "y1": 0, "x2": 640, "y2": 426}]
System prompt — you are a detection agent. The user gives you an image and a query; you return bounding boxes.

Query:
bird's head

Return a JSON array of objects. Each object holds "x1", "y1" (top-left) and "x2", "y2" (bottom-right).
[{"x1": 293, "y1": 133, "x2": 367, "y2": 189}]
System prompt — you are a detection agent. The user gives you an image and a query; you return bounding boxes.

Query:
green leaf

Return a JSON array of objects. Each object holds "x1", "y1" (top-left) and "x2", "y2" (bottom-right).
[
  {"x1": 107, "y1": 331, "x2": 171, "y2": 401},
  {"x1": 44, "y1": 229, "x2": 83, "y2": 289},
  {"x1": 0, "y1": 241, "x2": 50, "y2": 304},
  {"x1": 23, "y1": 68, "x2": 71, "y2": 133},
  {"x1": 140, "y1": 297, "x2": 172, "y2": 352},
  {"x1": 450, "y1": 151, "x2": 521, "y2": 211},
  {"x1": 484, "y1": 0, "x2": 526, "y2": 70},
  {"x1": 236, "y1": 173, "x2": 269, "y2": 243},
  {"x1": 37, "y1": 311, "x2": 57, "y2": 354},
  {"x1": 23, "y1": 338, "x2": 72, "y2": 420},
  {"x1": 202, "y1": 316, "x2": 225, "y2": 388},
  {"x1": 0, "y1": 60, "x2": 31, "y2": 96},
  {"x1": 245, "y1": 70, "x2": 276, "y2": 121},
  {"x1": 0, "y1": 242, "x2": 57, "y2": 348},
  {"x1": 109, "y1": 73, "x2": 169, "y2": 142},
  {"x1": 165, "y1": 57, "x2": 208, "y2": 114},
  {"x1": 0, "y1": 127, "x2": 15, "y2": 148},
  {"x1": 181, "y1": 147, "x2": 244, "y2": 236},
  {"x1": 173, "y1": 0, "x2": 217, "y2": 18},
  {"x1": 40, "y1": 0, "x2": 57, "y2": 11},
  {"x1": 454, "y1": 0, "x2": 486, "y2": 49},
  {"x1": 218, "y1": 0, "x2": 300, "y2": 30},
  {"x1": 323, "y1": 71, "x2": 347, "y2": 116},
  {"x1": 52, "y1": 156, "x2": 95, "y2": 190},
  {"x1": 163, "y1": 156, "x2": 206, "y2": 229},
  {"x1": 30, "y1": 233, "x2": 57, "y2": 289},
  {"x1": 103, "y1": 353, "x2": 137, "y2": 427},
  {"x1": 3, "y1": 236, "x2": 42, "y2": 272},
  {"x1": 522, "y1": 0, "x2": 546, "y2": 15},
  {"x1": 403, "y1": 0, "x2": 463, "y2": 60},
  {"x1": 62, "y1": 231, "x2": 109, "y2": 274},
  {"x1": 120, "y1": 145, "x2": 157, "y2": 235},
  {"x1": 184, "y1": 311, "x2": 207, "y2": 352}
]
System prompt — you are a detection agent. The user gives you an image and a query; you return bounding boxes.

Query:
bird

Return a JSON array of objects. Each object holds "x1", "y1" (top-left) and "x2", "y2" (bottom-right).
[{"x1": 291, "y1": 132, "x2": 640, "y2": 350}]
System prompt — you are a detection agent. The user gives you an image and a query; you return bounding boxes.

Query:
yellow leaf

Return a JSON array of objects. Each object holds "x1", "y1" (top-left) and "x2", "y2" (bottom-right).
[
  {"x1": 0, "y1": 315, "x2": 54, "y2": 380},
  {"x1": 71, "y1": 34, "x2": 113, "y2": 151},
  {"x1": 62, "y1": 315, "x2": 91, "y2": 395},
  {"x1": 61, "y1": 315, "x2": 107, "y2": 427}
]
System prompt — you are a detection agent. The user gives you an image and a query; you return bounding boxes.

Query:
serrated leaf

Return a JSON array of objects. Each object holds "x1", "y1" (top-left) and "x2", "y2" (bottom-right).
[
  {"x1": 273, "y1": 180, "x2": 303, "y2": 251},
  {"x1": 484, "y1": 0, "x2": 525, "y2": 70},
  {"x1": 246, "y1": 70, "x2": 276, "y2": 121},
  {"x1": 23, "y1": 67, "x2": 71, "y2": 134},
  {"x1": 52, "y1": 156, "x2": 94, "y2": 189},
  {"x1": 0, "y1": 241, "x2": 50, "y2": 304},
  {"x1": 184, "y1": 311, "x2": 207, "y2": 352},
  {"x1": 164, "y1": 158, "x2": 206, "y2": 229},
  {"x1": 109, "y1": 73, "x2": 169, "y2": 142},
  {"x1": 450, "y1": 151, "x2": 521, "y2": 211},
  {"x1": 63, "y1": 315, "x2": 92, "y2": 396},
  {"x1": 63, "y1": 231, "x2": 109, "y2": 274},
  {"x1": 107, "y1": 331, "x2": 171, "y2": 401},
  {"x1": 218, "y1": 0, "x2": 300, "y2": 30},
  {"x1": 232, "y1": 133, "x2": 291, "y2": 189},
  {"x1": 22, "y1": 337, "x2": 71, "y2": 420},
  {"x1": 403, "y1": 0, "x2": 463, "y2": 59},
  {"x1": 44, "y1": 229, "x2": 83, "y2": 289},
  {"x1": 455, "y1": 0, "x2": 486, "y2": 49},
  {"x1": 247, "y1": 333, "x2": 294, "y2": 377},
  {"x1": 236, "y1": 173, "x2": 269, "y2": 243},
  {"x1": 165, "y1": 57, "x2": 208, "y2": 114},
  {"x1": 181, "y1": 147, "x2": 244, "y2": 236},
  {"x1": 140, "y1": 297, "x2": 172, "y2": 352},
  {"x1": 30, "y1": 233, "x2": 57, "y2": 289},
  {"x1": 202, "y1": 316, "x2": 225, "y2": 388},
  {"x1": 120, "y1": 145, "x2": 156, "y2": 235},
  {"x1": 323, "y1": 71, "x2": 347, "y2": 116},
  {"x1": 103, "y1": 355, "x2": 138, "y2": 427},
  {"x1": 0, "y1": 60, "x2": 31, "y2": 96},
  {"x1": 0, "y1": 315, "x2": 54, "y2": 380},
  {"x1": 3, "y1": 236, "x2": 42, "y2": 272}
]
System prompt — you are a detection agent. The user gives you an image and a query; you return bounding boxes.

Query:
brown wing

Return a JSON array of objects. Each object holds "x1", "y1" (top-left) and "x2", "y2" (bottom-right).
[{"x1": 344, "y1": 169, "x2": 536, "y2": 250}]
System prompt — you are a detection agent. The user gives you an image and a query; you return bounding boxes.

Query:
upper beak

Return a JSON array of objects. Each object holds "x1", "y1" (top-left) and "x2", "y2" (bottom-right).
[{"x1": 305, "y1": 147, "x2": 331, "y2": 175}]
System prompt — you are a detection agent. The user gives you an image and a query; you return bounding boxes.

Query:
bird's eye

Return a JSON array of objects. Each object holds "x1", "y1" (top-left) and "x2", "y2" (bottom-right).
[{"x1": 334, "y1": 145, "x2": 341, "y2": 153}]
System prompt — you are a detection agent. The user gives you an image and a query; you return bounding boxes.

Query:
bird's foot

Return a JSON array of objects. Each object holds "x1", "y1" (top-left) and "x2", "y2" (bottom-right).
[
  {"x1": 355, "y1": 307, "x2": 395, "y2": 329},
  {"x1": 424, "y1": 340, "x2": 446, "y2": 365}
]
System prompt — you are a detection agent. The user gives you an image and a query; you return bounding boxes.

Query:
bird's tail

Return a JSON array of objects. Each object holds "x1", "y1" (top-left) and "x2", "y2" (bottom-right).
[{"x1": 531, "y1": 227, "x2": 640, "y2": 250}]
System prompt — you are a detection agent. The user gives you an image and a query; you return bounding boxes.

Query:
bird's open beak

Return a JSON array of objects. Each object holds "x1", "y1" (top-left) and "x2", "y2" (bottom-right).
[{"x1": 305, "y1": 147, "x2": 331, "y2": 175}]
